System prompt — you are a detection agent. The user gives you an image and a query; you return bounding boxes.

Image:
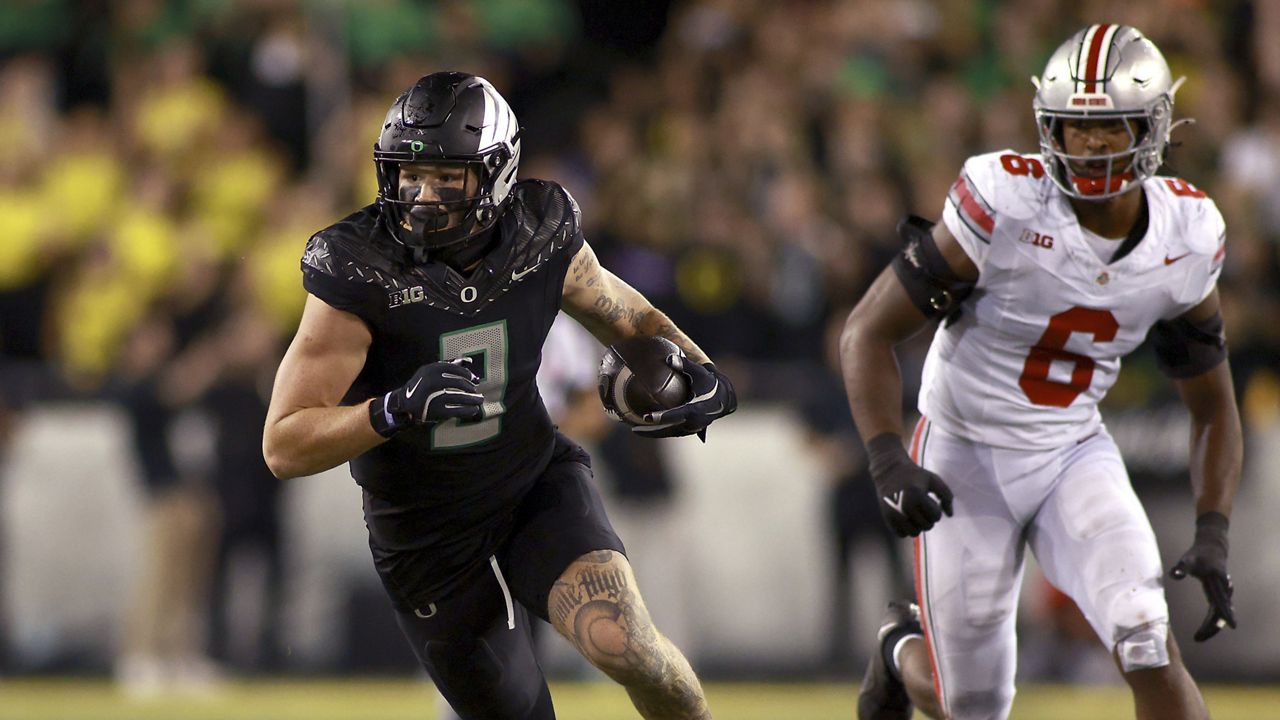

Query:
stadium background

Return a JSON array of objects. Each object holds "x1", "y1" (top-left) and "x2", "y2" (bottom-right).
[{"x1": 1, "y1": 0, "x2": 1279, "y2": 716}]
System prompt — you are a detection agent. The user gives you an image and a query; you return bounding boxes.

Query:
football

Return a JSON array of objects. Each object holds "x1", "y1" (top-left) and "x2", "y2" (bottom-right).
[{"x1": 598, "y1": 336, "x2": 691, "y2": 426}]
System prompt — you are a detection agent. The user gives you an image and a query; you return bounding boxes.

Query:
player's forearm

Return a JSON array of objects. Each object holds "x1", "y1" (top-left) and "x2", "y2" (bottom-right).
[
  {"x1": 840, "y1": 323, "x2": 908, "y2": 446},
  {"x1": 840, "y1": 267, "x2": 935, "y2": 447},
  {"x1": 569, "y1": 295, "x2": 710, "y2": 365},
  {"x1": 1175, "y1": 361, "x2": 1242, "y2": 518},
  {"x1": 263, "y1": 401, "x2": 386, "y2": 479},
  {"x1": 635, "y1": 309, "x2": 711, "y2": 365},
  {"x1": 1187, "y1": 410, "x2": 1242, "y2": 518},
  {"x1": 562, "y1": 244, "x2": 712, "y2": 365}
]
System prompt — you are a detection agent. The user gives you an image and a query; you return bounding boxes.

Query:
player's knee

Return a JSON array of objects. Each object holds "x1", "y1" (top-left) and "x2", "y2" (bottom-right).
[
  {"x1": 426, "y1": 638, "x2": 498, "y2": 684},
  {"x1": 961, "y1": 564, "x2": 1019, "y2": 628},
  {"x1": 949, "y1": 686, "x2": 1016, "y2": 719},
  {"x1": 573, "y1": 600, "x2": 665, "y2": 685},
  {"x1": 1115, "y1": 621, "x2": 1171, "y2": 673},
  {"x1": 426, "y1": 639, "x2": 542, "y2": 719},
  {"x1": 1106, "y1": 587, "x2": 1170, "y2": 670},
  {"x1": 1106, "y1": 579, "x2": 1166, "y2": 624},
  {"x1": 963, "y1": 595, "x2": 1017, "y2": 629}
]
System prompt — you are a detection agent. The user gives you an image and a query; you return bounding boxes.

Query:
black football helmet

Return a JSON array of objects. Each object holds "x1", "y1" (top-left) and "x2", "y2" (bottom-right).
[{"x1": 374, "y1": 72, "x2": 522, "y2": 255}]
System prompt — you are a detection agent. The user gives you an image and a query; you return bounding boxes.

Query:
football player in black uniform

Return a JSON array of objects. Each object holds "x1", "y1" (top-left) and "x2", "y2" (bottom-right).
[{"x1": 263, "y1": 72, "x2": 735, "y2": 720}]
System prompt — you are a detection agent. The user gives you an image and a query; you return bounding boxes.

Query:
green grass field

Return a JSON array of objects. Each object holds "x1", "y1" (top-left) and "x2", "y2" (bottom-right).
[{"x1": 0, "y1": 680, "x2": 1277, "y2": 720}]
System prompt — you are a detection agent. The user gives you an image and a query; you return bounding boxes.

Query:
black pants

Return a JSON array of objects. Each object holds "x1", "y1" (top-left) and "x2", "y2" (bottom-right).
[
  {"x1": 374, "y1": 436, "x2": 625, "y2": 719},
  {"x1": 395, "y1": 566, "x2": 554, "y2": 719}
]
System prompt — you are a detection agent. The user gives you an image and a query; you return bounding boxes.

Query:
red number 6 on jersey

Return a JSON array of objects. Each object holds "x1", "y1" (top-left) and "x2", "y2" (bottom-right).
[{"x1": 1019, "y1": 307, "x2": 1119, "y2": 407}]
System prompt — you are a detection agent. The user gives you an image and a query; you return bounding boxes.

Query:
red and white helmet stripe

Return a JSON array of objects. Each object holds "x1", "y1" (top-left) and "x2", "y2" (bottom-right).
[{"x1": 1074, "y1": 24, "x2": 1120, "y2": 94}]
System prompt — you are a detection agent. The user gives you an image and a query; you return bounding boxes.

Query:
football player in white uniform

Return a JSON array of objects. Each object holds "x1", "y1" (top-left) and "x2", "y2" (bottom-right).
[{"x1": 840, "y1": 25, "x2": 1240, "y2": 720}]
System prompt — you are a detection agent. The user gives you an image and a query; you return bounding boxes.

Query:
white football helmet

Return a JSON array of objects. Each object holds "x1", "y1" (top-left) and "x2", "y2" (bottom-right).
[{"x1": 1032, "y1": 24, "x2": 1187, "y2": 200}]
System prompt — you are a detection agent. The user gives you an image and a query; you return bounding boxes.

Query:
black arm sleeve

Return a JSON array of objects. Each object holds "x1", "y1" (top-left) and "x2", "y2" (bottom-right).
[
  {"x1": 889, "y1": 215, "x2": 975, "y2": 323},
  {"x1": 1150, "y1": 310, "x2": 1228, "y2": 379}
]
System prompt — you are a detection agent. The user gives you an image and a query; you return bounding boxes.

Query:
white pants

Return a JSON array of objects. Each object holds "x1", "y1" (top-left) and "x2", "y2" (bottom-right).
[{"x1": 910, "y1": 418, "x2": 1167, "y2": 720}]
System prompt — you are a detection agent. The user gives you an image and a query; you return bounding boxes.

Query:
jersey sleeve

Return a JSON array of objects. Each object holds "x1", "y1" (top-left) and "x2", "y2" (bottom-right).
[
  {"x1": 559, "y1": 184, "x2": 586, "y2": 259},
  {"x1": 940, "y1": 153, "x2": 1002, "y2": 268},
  {"x1": 1166, "y1": 190, "x2": 1227, "y2": 317},
  {"x1": 539, "y1": 182, "x2": 586, "y2": 285},
  {"x1": 300, "y1": 233, "x2": 387, "y2": 323},
  {"x1": 1190, "y1": 202, "x2": 1226, "y2": 305},
  {"x1": 537, "y1": 312, "x2": 603, "y2": 419}
]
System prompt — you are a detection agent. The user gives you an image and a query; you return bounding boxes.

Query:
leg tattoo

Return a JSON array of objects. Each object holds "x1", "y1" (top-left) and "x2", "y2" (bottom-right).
[{"x1": 549, "y1": 551, "x2": 711, "y2": 719}]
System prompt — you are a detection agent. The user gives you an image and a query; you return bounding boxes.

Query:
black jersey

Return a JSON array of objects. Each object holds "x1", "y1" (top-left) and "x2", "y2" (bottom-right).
[{"x1": 300, "y1": 180, "x2": 584, "y2": 528}]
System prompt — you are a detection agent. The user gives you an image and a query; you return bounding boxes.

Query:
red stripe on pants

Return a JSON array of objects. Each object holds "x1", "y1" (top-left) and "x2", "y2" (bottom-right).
[{"x1": 909, "y1": 417, "x2": 946, "y2": 711}]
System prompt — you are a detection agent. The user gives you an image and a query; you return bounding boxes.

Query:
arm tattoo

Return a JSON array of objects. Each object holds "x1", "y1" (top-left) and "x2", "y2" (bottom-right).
[
  {"x1": 648, "y1": 321, "x2": 709, "y2": 365},
  {"x1": 570, "y1": 246, "x2": 596, "y2": 283},
  {"x1": 567, "y1": 244, "x2": 711, "y2": 367},
  {"x1": 629, "y1": 310, "x2": 651, "y2": 333},
  {"x1": 587, "y1": 296, "x2": 708, "y2": 363},
  {"x1": 593, "y1": 293, "x2": 645, "y2": 327}
]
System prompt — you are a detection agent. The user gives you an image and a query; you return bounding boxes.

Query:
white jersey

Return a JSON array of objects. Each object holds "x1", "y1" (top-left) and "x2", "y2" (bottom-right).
[
  {"x1": 921, "y1": 150, "x2": 1225, "y2": 450},
  {"x1": 537, "y1": 311, "x2": 602, "y2": 422}
]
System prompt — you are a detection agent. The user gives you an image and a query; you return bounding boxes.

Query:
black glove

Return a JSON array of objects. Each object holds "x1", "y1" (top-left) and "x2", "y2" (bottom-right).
[
  {"x1": 1169, "y1": 511, "x2": 1236, "y2": 642},
  {"x1": 370, "y1": 358, "x2": 484, "y2": 437},
  {"x1": 633, "y1": 358, "x2": 737, "y2": 441},
  {"x1": 866, "y1": 432, "x2": 954, "y2": 537}
]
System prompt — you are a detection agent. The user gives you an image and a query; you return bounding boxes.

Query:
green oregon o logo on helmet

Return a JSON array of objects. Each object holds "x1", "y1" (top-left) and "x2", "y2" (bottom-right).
[{"x1": 410, "y1": 140, "x2": 424, "y2": 152}]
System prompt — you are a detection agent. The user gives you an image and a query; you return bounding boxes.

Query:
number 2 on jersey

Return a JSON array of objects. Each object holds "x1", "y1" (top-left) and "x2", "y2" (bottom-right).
[
  {"x1": 1018, "y1": 307, "x2": 1118, "y2": 407},
  {"x1": 434, "y1": 320, "x2": 508, "y2": 448}
]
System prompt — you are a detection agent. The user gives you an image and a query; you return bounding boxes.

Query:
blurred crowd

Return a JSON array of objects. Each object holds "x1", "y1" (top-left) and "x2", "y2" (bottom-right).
[{"x1": 1, "y1": 0, "x2": 1278, "y2": 684}]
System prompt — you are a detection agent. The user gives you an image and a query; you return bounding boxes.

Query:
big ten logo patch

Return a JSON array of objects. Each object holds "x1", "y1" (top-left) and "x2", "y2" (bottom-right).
[
  {"x1": 1019, "y1": 228, "x2": 1054, "y2": 250},
  {"x1": 390, "y1": 286, "x2": 426, "y2": 307}
]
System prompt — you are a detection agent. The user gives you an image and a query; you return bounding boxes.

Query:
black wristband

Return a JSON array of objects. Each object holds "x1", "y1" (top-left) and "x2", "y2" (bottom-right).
[
  {"x1": 369, "y1": 392, "x2": 402, "y2": 438},
  {"x1": 1195, "y1": 511, "x2": 1230, "y2": 551},
  {"x1": 866, "y1": 432, "x2": 911, "y2": 476}
]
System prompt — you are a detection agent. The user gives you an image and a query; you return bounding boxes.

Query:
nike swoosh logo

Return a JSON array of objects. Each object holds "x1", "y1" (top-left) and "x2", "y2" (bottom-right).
[
  {"x1": 1164, "y1": 253, "x2": 1191, "y2": 265},
  {"x1": 883, "y1": 491, "x2": 905, "y2": 516},
  {"x1": 512, "y1": 263, "x2": 540, "y2": 281},
  {"x1": 404, "y1": 377, "x2": 423, "y2": 398},
  {"x1": 414, "y1": 603, "x2": 437, "y2": 619}
]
